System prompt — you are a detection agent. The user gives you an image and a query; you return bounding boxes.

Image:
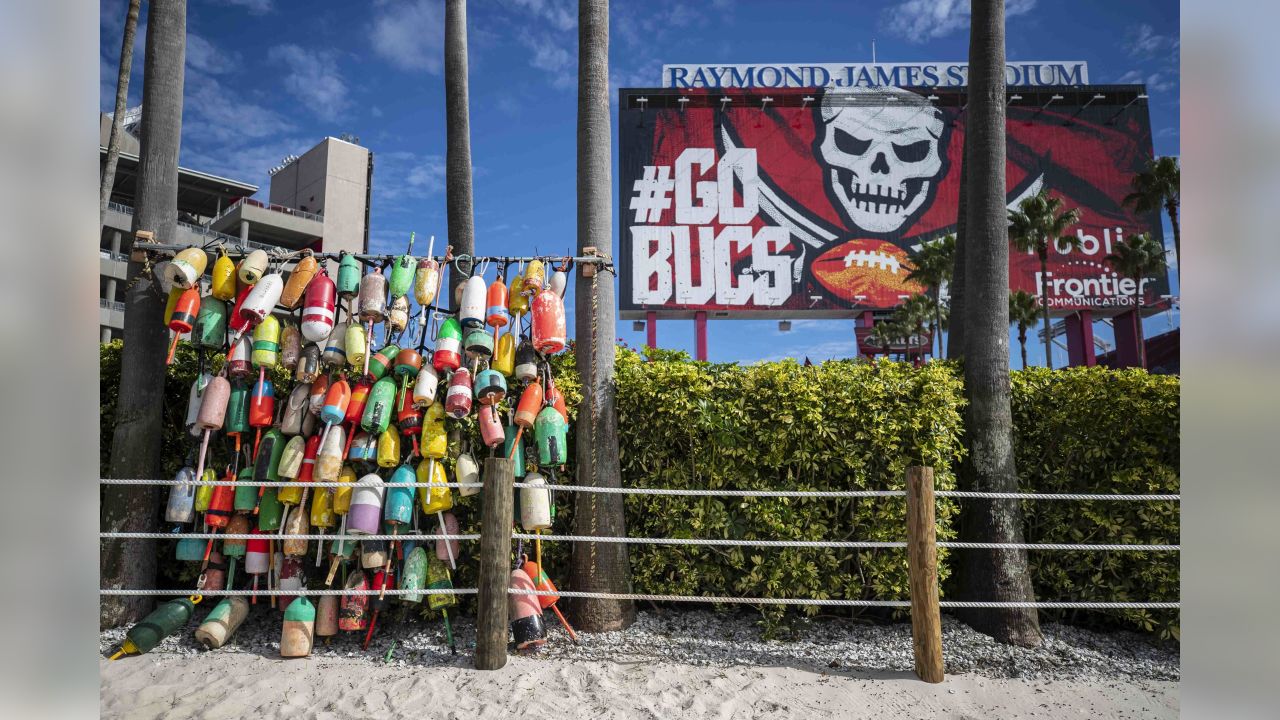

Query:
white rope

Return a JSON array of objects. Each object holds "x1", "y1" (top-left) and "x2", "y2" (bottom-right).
[
  {"x1": 100, "y1": 532, "x2": 478, "y2": 542},
  {"x1": 100, "y1": 479, "x2": 1179, "y2": 501},
  {"x1": 504, "y1": 589, "x2": 1179, "y2": 610},
  {"x1": 99, "y1": 588, "x2": 476, "y2": 597},
  {"x1": 514, "y1": 533, "x2": 1178, "y2": 552}
]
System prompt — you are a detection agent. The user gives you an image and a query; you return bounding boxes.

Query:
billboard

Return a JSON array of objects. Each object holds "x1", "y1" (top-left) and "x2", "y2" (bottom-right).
[{"x1": 618, "y1": 86, "x2": 1168, "y2": 319}]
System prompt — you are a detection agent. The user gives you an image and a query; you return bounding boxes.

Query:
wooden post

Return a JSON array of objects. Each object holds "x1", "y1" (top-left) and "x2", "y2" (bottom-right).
[
  {"x1": 906, "y1": 465, "x2": 944, "y2": 683},
  {"x1": 475, "y1": 456, "x2": 514, "y2": 670}
]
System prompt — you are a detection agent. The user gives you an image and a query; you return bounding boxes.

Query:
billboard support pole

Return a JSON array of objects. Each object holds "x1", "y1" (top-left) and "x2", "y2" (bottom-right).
[
  {"x1": 694, "y1": 311, "x2": 707, "y2": 361},
  {"x1": 1065, "y1": 310, "x2": 1096, "y2": 367},
  {"x1": 1113, "y1": 310, "x2": 1143, "y2": 368},
  {"x1": 645, "y1": 311, "x2": 656, "y2": 351}
]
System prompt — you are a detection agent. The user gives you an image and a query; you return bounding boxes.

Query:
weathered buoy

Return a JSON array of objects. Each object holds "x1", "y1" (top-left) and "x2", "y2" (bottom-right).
[
  {"x1": 460, "y1": 274, "x2": 487, "y2": 329},
  {"x1": 388, "y1": 294, "x2": 410, "y2": 335},
  {"x1": 110, "y1": 597, "x2": 201, "y2": 659},
  {"x1": 503, "y1": 423, "x2": 526, "y2": 478},
  {"x1": 280, "y1": 597, "x2": 315, "y2": 658},
  {"x1": 522, "y1": 558, "x2": 579, "y2": 642},
  {"x1": 493, "y1": 332, "x2": 515, "y2": 377},
  {"x1": 412, "y1": 364, "x2": 439, "y2": 408},
  {"x1": 366, "y1": 343, "x2": 400, "y2": 382},
  {"x1": 414, "y1": 253, "x2": 440, "y2": 306},
  {"x1": 400, "y1": 545, "x2": 428, "y2": 603},
  {"x1": 508, "y1": 569, "x2": 546, "y2": 652},
  {"x1": 339, "y1": 571, "x2": 370, "y2": 631},
  {"x1": 474, "y1": 368, "x2": 507, "y2": 406},
  {"x1": 251, "y1": 315, "x2": 280, "y2": 369},
  {"x1": 294, "y1": 343, "x2": 320, "y2": 383},
  {"x1": 531, "y1": 287, "x2": 566, "y2": 355},
  {"x1": 337, "y1": 252, "x2": 361, "y2": 298},
  {"x1": 376, "y1": 426, "x2": 401, "y2": 469},
  {"x1": 486, "y1": 278, "x2": 509, "y2": 330},
  {"x1": 478, "y1": 404, "x2": 504, "y2": 448},
  {"x1": 166, "y1": 247, "x2": 208, "y2": 289},
  {"x1": 535, "y1": 406, "x2": 569, "y2": 466},
  {"x1": 210, "y1": 249, "x2": 237, "y2": 301},
  {"x1": 165, "y1": 466, "x2": 198, "y2": 524},
  {"x1": 359, "y1": 268, "x2": 388, "y2": 324},
  {"x1": 316, "y1": 594, "x2": 340, "y2": 639},
  {"x1": 164, "y1": 287, "x2": 201, "y2": 364},
  {"x1": 444, "y1": 367, "x2": 473, "y2": 419},
  {"x1": 322, "y1": 322, "x2": 348, "y2": 368},
  {"x1": 435, "y1": 511, "x2": 460, "y2": 563},
  {"x1": 522, "y1": 260, "x2": 545, "y2": 295},
  {"x1": 238, "y1": 249, "x2": 269, "y2": 285},
  {"x1": 433, "y1": 317, "x2": 462, "y2": 372},
  {"x1": 348, "y1": 474, "x2": 385, "y2": 535},
  {"x1": 280, "y1": 251, "x2": 318, "y2": 309},
  {"x1": 361, "y1": 376, "x2": 397, "y2": 434},
  {"x1": 192, "y1": 296, "x2": 227, "y2": 350},
  {"x1": 520, "y1": 472, "x2": 552, "y2": 531},
  {"x1": 301, "y1": 272, "x2": 337, "y2": 343},
  {"x1": 194, "y1": 596, "x2": 249, "y2": 650},
  {"x1": 240, "y1": 273, "x2": 283, "y2": 326},
  {"x1": 514, "y1": 340, "x2": 539, "y2": 384},
  {"x1": 457, "y1": 451, "x2": 481, "y2": 496},
  {"x1": 345, "y1": 322, "x2": 367, "y2": 372},
  {"x1": 464, "y1": 327, "x2": 494, "y2": 359},
  {"x1": 550, "y1": 269, "x2": 567, "y2": 298}
]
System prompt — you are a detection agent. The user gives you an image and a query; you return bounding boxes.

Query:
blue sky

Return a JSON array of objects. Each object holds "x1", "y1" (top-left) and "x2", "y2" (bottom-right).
[{"x1": 99, "y1": 0, "x2": 1180, "y2": 366}]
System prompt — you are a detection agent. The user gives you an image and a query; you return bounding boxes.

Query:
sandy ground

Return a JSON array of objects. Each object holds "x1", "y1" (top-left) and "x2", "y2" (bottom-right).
[{"x1": 101, "y1": 652, "x2": 1178, "y2": 719}]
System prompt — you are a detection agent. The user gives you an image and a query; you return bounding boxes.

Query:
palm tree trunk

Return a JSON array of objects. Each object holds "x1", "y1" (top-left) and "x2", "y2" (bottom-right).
[
  {"x1": 933, "y1": 292, "x2": 942, "y2": 359},
  {"x1": 947, "y1": 135, "x2": 970, "y2": 359},
  {"x1": 100, "y1": 0, "x2": 141, "y2": 230},
  {"x1": 1165, "y1": 200, "x2": 1180, "y2": 270},
  {"x1": 1134, "y1": 287, "x2": 1146, "y2": 369},
  {"x1": 955, "y1": 0, "x2": 1042, "y2": 647},
  {"x1": 1037, "y1": 251, "x2": 1052, "y2": 369},
  {"x1": 569, "y1": 0, "x2": 635, "y2": 632},
  {"x1": 444, "y1": 0, "x2": 475, "y2": 308},
  {"x1": 1018, "y1": 326, "x2": 1028, "y2": 369},
  {"x1": 102, "y1": 0, "x2": 186, "y2": 629}
]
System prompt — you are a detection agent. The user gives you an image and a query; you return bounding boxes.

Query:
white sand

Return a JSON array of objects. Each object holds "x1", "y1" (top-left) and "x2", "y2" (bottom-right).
[{"x1": 101, "y1": 652, "x2": 1177, "y2": 719}]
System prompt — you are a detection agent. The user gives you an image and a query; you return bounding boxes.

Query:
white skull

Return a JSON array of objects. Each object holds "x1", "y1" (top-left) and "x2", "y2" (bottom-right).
[{"x1": 818, "y1": 89, "x2": 946, "y2": 234}]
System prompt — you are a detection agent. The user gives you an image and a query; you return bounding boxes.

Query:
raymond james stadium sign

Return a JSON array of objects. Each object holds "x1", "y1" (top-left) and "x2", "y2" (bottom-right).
[{"x1": 661, "y1": 61, "x2": 1088, "y2": 88}]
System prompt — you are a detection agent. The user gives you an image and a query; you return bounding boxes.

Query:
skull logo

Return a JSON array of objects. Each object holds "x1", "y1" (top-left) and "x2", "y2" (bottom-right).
[{"x1": 816, "y1": 88, "x2": 947, "y2": 235}]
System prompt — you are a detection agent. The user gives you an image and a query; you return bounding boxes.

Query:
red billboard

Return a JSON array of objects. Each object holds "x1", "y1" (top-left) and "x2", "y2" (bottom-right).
[{"x1": 618, "y1": 86, "x2": 1168, "y2": 318}]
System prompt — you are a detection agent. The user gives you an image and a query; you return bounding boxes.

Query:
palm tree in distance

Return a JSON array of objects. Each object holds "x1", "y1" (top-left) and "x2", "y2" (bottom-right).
[
  {"x1": 1008, "y1": 290, "x2": 1040, "y2": 370},
  {"x1": 893, "y1": 294, "x2": 935, "y2": 362},
  {"x1": 867, "y1": 322, "x2": 895, "y2": 360},
  {"x1": 1105, "y1": 232, "x2": 1168, "y2": 369},
  {"x1": 1008, "y1": 188, "x2": 1082, "y2": 369},
  {"x1": 904, "y1": 234, "x2": 955, "y2": 357},
  {"x1": 1123, "y1": 157, "x2": 1179, "y2": 267}
]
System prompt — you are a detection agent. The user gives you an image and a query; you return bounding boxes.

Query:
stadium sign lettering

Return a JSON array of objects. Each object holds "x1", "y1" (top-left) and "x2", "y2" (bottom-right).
[{"x1": 662, "y1": 61, "x2": 1088, "y2": 89}]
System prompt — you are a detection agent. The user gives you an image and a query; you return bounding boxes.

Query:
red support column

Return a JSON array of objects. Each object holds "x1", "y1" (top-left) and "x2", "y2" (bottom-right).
[
  {"x1": 645, "y1": 310, "x2": 656, "y2": 350},
  {"x1": 694, "y1": 311, "x2": 707, "y2": 361},
  {"x1": 1065, "y1": 310, "x2": 1096, "y2": 367},
  {"x1": 1113, "y1": 310, "x2": 1142, "y2": 368}
]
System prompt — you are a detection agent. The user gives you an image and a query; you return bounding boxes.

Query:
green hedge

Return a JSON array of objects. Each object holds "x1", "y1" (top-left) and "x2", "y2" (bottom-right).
[{"x1": 100, "y1": 344, "x2": 1178, "y2": 636}]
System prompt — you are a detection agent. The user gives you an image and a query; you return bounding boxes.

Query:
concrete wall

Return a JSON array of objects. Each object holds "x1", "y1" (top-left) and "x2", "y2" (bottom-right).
[{"x1": 268, "y1": 137, "x2": 370, "y2": 272}]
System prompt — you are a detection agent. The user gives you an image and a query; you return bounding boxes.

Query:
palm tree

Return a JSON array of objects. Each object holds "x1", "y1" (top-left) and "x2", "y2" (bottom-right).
[
  {"x1": 867, "y1": 322, "x2": 895, "y2": 359},
  {"x1": 103, "y1": 0, "x2": 187, "y2": 628},
  {"x1": 905, "y1": 234, "x2": 955, "y2": 357},
  {"x1": 1123, "y1": 156, "x2": 1179, "y2": 268},
  {"x1": 444, "y1": 0, "x2": 475, "y2": 307},
  {"x1": 1008, "y1": 188, "x2": 1082, "y2": 369},
  {"x1": 1105, "y1": 232, "x2": 1168, "y2": 369},
  {"x1": 956, "y1": 0, "x2": 1043, "y2": 647},
  {"x1": 1008, "y1": 290, "x2": 1039, "y2": 369},
  {"x1": 100, "y1": 0, "x2": 142, "y2": 230},
  {"x1": 570, "y1": 0, "x2": 635, "y2": 632}
]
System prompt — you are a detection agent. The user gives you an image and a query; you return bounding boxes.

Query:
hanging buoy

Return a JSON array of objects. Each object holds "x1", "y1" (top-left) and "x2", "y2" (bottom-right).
[
  {"x1": 197, "y1": 548, "x2": 228, "y2": 592},
  {"x1": 535, "y1": 406, "x2": 569, "y2": 466},
  {"x1": 507, "y1": 381, "x2": 543, "y2": 460},
  {"x1": 277, "y1": 435, "x2": 306, "y2": 484},
  {"x1": 109, "y1": 597, "x2": 201, "y2": 659},
  {"x1": 362, "y1": 539, "x2": 389, "y2": 570},
  {"x1": 193, "y1": 296, "x2": 227, "y2": 351},
  {"x1": 226, "y1": 336, "x2": 253, "y2": 380},
  {"x1": 339, "y1": 571, "x2": 370, "y2": 631},
  {"x1": 165, "y1": 466, "x2": 197, "y2": 524},
  {"x1": 294, "y1": 343, "x2": 320, "y2": 383},
  {"x1": 238, "y1": 249, "x2": 269, "y2": 285},
  {"x1": 175, "y1": 535, "x2": 204, "y2": 562},
  {"x1": 204, "y1": 470, "x2": 235, "y2": 529},
  {"x1": 413, "y1": 364, "x2": 439, "y2": 407},
  {"x1": 521, "y1": 558, "x2": 579, "y2": 643},
  {"x1": 460, "y1": 274, "x2": 486, "y2": 329},
  {"x1": 531, "y1": 288, "x2": 566, "y2": 355},
  {"x1": 345, "y1": 381, "x2": 371, "y2": 430},
  {"x1": 420, "y1": 403, "x2": 447, "y2": 459},
  {"x1": 253, "y1": 428, "x2": 286, "y2": 507},
  {"x1": 359, "y1": 268, "x2": 388, "y2": 324},
  {"x1": 504, "y1": 423, "x2": 525, "y2": 477},
  {"x1": 345, "y1": 323, "x2": 367, "y2": 371},
  {"x1": 508, "y1": 569, "x2": 546, "y2": 652},
  {"x1": 279, "y1": 322, "x2": 301, "y2": 371},
  {"x1": 194, "y1": 596, "x2": 249, "y2": 650},
  {"x1": 478, "y1": 404, "x2": 504, "y2": 448},
  {"x1": 389, "y1": 251, "x2": 415, "y2": 299},
  {"x1": 251, "y1": 315, "x2": 280, "y2": 369},
  {"x1": 326, "y1": 535, "x2": 356, "y2": 586},
  {"x1": 456, "y1": 451, "x2": 480, "y2": 496},
  {"x1": 474, "y1": 369, "x2": 507, "y2": 406},
  {"x1": 486, "y1": 278, "x2": 510, "y2": 329},
  {"x1": 227, "y1": 285, "x2": 254, "y2": 339},
  {"x1": 306, "y1": 375, "x2": 329, "y2": 418},
  {"x1": 550, "y1": 269, "x2": 567, "y2": 298},
  {"x1": 193, "y1": 376, "x2": 230, "y2": 482},
  {"x1": 257, "y1": 488, "x2": 284, "y2": 531},
  {"x1": 223, "y1": 383, "x2": 249, "y2": 450},
  {"x1": 522, "y1": 260, "x2": 545, "y2": 296},
  {"x1": 211, "y1": 249, "x2": 238, "y2": 301},
  {"x1": 464, "y1": 328, "x2": 494, "y2": 359},
  {"x1": 233, "y1": 468, "x2": 258, "y2": 515},
  {"x1": 276, "y1": 557, "x2": 305, "y2": 612},
  {"x1": 435, "y1": 511, "x2": 460, "y2": 563},
  {"x1": 396, "y1": 390, "x2": 423, "y2": 450},
  {"x1": 166, "y1": 247, "x2": 208, "y2": 289},
  {"x1": 493, "y1": 332, "x2": 515, "y2": 377},
  {"x1": 310, "y1": 484, "x2": 335, "y2": 556},
  {"x1": 278, "y1": 384, "x2": 307, "y2": 436},
  {"x1": 240, "y1": 273, "x2": 283, "y2": 326},
  {"x1": 433, "y1": 317, "x2": 463, "y2": 372},
  {"x1": 280, "y1": 597, "x2": 315, "y2": 658},
  {"x1": 376, "y1": 426, "x2": 401, "y2": 468},
  {"x1": 400, "y1": 546, "x2": 428, "y2": 603},
  {"x1": 337, "y1": 252, "x2": 361, "y2": 298},
  {"x1": 384, "y1": 463, "x2": 415, "y2": 528},
  {"x1": 366, "y1": 343, "x2": 400, "y2": 382},
  {"x1": 361, "y1": 376, "x2": 397, "y2": 434},
  {"x1": 426, "y1": 554, "x2": 459, "y2": 654},
  {"x1": 316, "y1": 594, "x2": 340, "y2": 640},
  {"x1": 416, "y1": 458, "x2": 451, "y2": 514},
  {"x1": 444, "y1": 367, "x2": 473, "y2": 419},
  {"x1": 521, "y1": 473, "x2": 552, "y2": 531},
  {"x1": 363, "y1": 566, "x2": 395, "y2": 649},
  {"x1": 348, "y1": 431, "x2": 377, "y2": 464},
  {"x1": 184, "y1": 372, "x2": 211, "y2": 437},
  {"x1": 514, "y1": 340, "x2": 539, "y2": 383},
  {"x1": 248, "y1": 373, "x2": 275, "y2": 456},
  {"x1": 546, "y1": 375, "x2": 569, "y2": 420},
  {"x1": 388, "y1": 295, "x2": 410, "y2": 336},
  {"x1": 322, "y1": 322, "x2": 348, "y2": 367},
  {"x1": 348, "y1": 474, "x2": 385, "y2": 535},
  {"x1": 281, "y1": 252, "x2": 318, "y2": 309},
  {"x1": 244, "y1": 530, "x2": 270, "y2": 603},
  {"x1": 320, "y1": 378, "x2": 351, "y2": 428},
  {"x1": 164, "y1": 287, "x2": 200, "y2": 364},
  {"x1": 301, "y1": 272, "x2": 336, "y2": 343}
]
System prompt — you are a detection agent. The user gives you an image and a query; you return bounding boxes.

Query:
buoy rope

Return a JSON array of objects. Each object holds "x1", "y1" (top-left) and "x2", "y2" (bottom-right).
[
  {"x1": 99, "y1": 588, "x2": 476, "y2": 597},
  {"x1": 511, "y1": 534, "x2": 1179, "y2": 552},
  {"x1": 99, "y1": 479, "x2": 1179, "y2": 501},
  {"x1": 502, "y1": 589, "x2": 1179, "y2": 610},
  {"x1": 100, "y1": 532, "x2": 478, "y2": 541}
]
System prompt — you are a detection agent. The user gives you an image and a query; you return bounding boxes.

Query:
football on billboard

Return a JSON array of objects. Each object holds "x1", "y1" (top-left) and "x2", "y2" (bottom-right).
[{"x1": 811, "y1": 239, "x2": 924, "y2": 308}]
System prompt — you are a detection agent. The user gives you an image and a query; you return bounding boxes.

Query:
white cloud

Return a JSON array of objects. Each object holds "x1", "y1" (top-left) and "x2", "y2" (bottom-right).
[
  {"x1": 375, "y1": 151, "x2": 447, "y2": 204},
  {"x1": 268, "y1": 44, "x2": 350, "y2": 121},
  {"x1": 1126, "y1": 23, "x2": 1178, "y2": 58},
  {"x1": 520, "y1": 31, "x2": 575, "y2": 88},
  {"x1": 223, "y1": 0, "x2": 274, "y2": 14},
  {"x1": 881, "y1": 0, "x2": 1038, "y2": 43},
  {"x1": 370, "y1": 0, "x2": 446, "y2": 73},
  {"x1": 505, "y1": 0, "x2": 576, "y2": 31},
  {"x1": 186, "y1": 32, "x2": 239, "y2": 75},
  {"x1": 184, "y1": 73, "x2": 294, "y2": 144}
]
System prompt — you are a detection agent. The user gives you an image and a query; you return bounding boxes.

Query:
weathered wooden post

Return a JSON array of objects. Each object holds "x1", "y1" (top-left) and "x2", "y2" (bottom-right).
[
  {"x1": 906, "y1": 465, "x2": 944, "y2": 683},
  {"x1": 475, "y1": 456, "x2": 514, "y2": 670}
]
